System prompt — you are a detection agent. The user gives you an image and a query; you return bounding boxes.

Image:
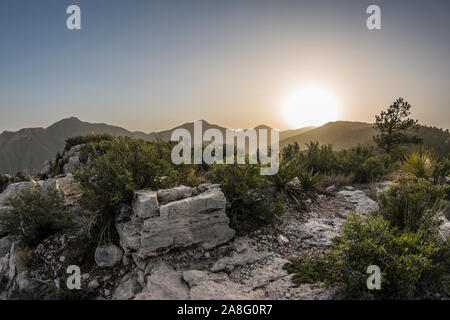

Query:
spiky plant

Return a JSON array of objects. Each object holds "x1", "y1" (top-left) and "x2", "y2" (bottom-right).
[
  {"x1": 402, "y1": 147, "x2": 438, "y2": 179},
  {"x1": 298, "y1": 169, "x2": 322, "y2": 193}
]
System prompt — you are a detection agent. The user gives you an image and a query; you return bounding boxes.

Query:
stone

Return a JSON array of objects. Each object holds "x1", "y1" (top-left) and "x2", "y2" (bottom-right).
[
  {"x1": 277, "y1": 235, "x2": 289, "y2": 246},
  {"x1": 133, "y1": 190, "x2": 159, "y2": 219},
  {"x1": 134, "y1": 263, "x2": 189, "y2": 300},
  {"x1": 0, "y1": 181, "x2": 39, "y2": 206},
  {"x1": 88, "y1": 279, "x2": 100, "y2": 290},
  {"x1": 94, "y1": 245, "x2": 123, "y2": 268},
  {"x1": 39, "y1": 160, "x2": 53, "y2": 177},
  {"x1": 286, "y1": 218, "x2": 342, "y2": 247},
  {"x1": 0, "y1": 237, "x2": 12, "y2": 258},
  {"x1": 156, "y1": 185, "x2": 196, "y2": 204},
  {"x1": 63, "y1": 156, "x2": 80, "y2": 174},
  {"x1": 117, "y1": 185, "x2": 235, "y2": 257},
  {"x1": 55, "y1": 174, "x2": 82, "y2": 205},
  {"x1": 376, "y1": 181, "x2": 393, "y2": 194},
  {"x1": 343, "y1": 185, "x2": 355, "y2": 191},
  {"x1": 439, "y1": 216, "x2": 450, "y2": 240},
  {"x1": 337, "y1": 189, "x2": 379, "y2": 214},
  {"x1": 112, "y1": 275, "x2": 141, "y2": 300}
]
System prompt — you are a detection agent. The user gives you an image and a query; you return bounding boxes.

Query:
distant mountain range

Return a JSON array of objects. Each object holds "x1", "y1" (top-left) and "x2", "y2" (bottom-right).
[{"x1": 0, "y1": 117, "x2": 448, "y2": 175}]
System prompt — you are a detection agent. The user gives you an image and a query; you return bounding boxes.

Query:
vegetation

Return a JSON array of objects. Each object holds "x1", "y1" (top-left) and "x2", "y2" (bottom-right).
[
  {"x1": 0, "y1": 174, "x2": 8, "y2": 192},
  {"x1": 284, "y1": 212, "x2": 450, "y2": 299},
  {"x1": 1, "y1": 187, "x2": 74, "y2": 247},
  {"x1": 209, "y1": 162, "x2": 284, "y2": 231},
  {"x1": 373, "y1": 97, "x2": 421, "y2": 156},
  {"x1": 377, "y1": 178, "x2": 448, "y2": 233},
  {"x1": 401, "y1": 147, "x2": 438, "y2": 179}
]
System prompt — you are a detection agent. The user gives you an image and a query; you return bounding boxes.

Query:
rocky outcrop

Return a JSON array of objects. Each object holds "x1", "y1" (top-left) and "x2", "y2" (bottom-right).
[
  {"x1": 338, "y1": 187, "x2": 379, "y2": 214},
  {"x1": 116, "y1": 184, "x2": 235, "y2": 258},
  {"x1": 95, "y1": 245, "x2": 123, "y2": 268}
]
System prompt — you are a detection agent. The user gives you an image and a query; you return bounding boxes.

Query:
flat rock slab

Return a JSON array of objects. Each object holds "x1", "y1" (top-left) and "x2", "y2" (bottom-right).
[{"x1": 337, "y1": 189, "x2": 379, "y2": 214}]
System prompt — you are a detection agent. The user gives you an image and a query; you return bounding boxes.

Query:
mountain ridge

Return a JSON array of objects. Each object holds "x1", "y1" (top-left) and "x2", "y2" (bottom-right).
[{"x1": 1, "y1": 117, "x2": 449, "y2": 175}]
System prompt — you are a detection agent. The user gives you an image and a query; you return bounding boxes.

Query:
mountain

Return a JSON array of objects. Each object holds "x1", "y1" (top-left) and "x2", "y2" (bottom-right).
[
  {"x1": 279, "y1": 121, "x2": 376, "y2": 149},
  {"x1": 1, "y1": 118, "x2": 448, "y2": 175}
]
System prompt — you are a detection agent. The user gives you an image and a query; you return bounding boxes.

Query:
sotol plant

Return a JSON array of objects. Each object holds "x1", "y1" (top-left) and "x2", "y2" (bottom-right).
[{"x1": 402, "y1": 147, "x2": 438, "y2": 179}]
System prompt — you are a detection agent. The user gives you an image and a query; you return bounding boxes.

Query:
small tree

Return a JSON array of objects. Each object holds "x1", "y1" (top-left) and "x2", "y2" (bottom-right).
[{"x1": 373, "y1": 98, "x2": 421, "y2": 155}]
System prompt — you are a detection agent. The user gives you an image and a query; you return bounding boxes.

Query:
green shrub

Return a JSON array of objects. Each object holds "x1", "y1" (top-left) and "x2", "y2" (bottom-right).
[
  {"x1": 284, "y1": 212, "x2": 450, "y2": 299},
  {"x1": 209, "y1": 163, "x2": 284, "y2": 230},
  {"x1": 433, "y1": 155, "x2": 450, "y2": 179},
  {"x1": 76, "y1": 137, "x2": 179, "y2": 217},
  {"x1": 402, "y1": 147, "x2": 438, "y2": 179},
  {"x1": 64, "y1": 134, "x2": 113, "y2": 152},
  {"x1": 1, "y1": 188, "x2": 74, "y2": 247},
  {"x1": 297, "y1": 168, "x2": 322, "y2": 193},
  {"x1": 266, "y1": 159, "x2": 299, "y2": 193},
  {"x1": 303, "y1": 142, "x2": 338, "y2": 174},
  {"x1": 338, "y1": 145, "x2": 390, "y2": 182},
  {"x1": 377, "y1": 179, "x2": 448, "y2": 233}
]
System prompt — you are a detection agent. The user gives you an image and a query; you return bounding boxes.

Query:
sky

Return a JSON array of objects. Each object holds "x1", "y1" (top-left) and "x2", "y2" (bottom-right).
[{"x1": 0, "y1": 0, "x2": 449, "y2": 132}]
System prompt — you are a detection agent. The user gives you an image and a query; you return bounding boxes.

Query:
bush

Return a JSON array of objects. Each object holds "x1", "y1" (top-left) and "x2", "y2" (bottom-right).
[
  {"x1": 76, "y1": 137, "x2": 179, "y2": 217},
  {"x1": 302, "y1": 142, "x2": 338, "y2": 174},
  {"x1": 1, "y1": 188, "x2": 74, "y2": 247},
  {"x1": 402, "y1": 147, "x2": 438, "y2": 179},
  {"x1": 297, "y1": 168, "x2": 322, "y2": 193},
  {"x1": 64, "y1": 134, "x2": 113, "y2": 152},
  {"x1": 377, "y1": 179, "x2": 448, "y2": 233},
  {"x1": 0, "y1": 174, "x2": 8, "y2": 192},
  {"x1": 338, "y1": 145, "x2": 390, "y2": 183},
  {"x1": 284, "y1": 212, "x2": 450, "y2": 299},
  {"x1": 209, "y1": 163, "x2": 284, "y2": 230}
]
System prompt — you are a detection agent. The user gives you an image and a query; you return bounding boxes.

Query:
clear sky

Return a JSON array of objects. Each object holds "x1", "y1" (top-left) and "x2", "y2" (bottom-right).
[{"x1": 0, "y1": 0, "x2": 449, "y2": 132}]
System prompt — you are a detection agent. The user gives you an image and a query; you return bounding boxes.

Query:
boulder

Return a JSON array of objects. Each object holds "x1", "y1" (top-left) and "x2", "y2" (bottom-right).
[
  {"x1": 286, "y1": 218, "x2": 342, "y2": 247},
  {"x1": 0, "y1": 237, "x2": 12, "y2": 258},
  {"x1": 133, "y1": 190, "x2": 159, "y2": 219},
  {"x1": 337, "y1": 189, "x2": 379, "y2": 214},
  {"x1": 63, "y1": 156, "x2": 80, "y2": 175},
  {"x1": 112, "y1": 275, "x2": 141, "y2": 300},
  {"x1": 94, "y1": 244, "x2": 123, "y2": 268},
  {"x1": 0, "y1": 181, "x2": 39, "y2": 206},
  {"x1": 117, "y1": 185, "x2": 235, "y2": 257},
  {"x1": 156, "y1": 185, "x2": 196, "y2": 204}
]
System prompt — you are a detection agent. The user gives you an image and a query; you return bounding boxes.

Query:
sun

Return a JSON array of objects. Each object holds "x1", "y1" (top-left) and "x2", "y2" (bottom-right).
[{"x1": 283, "y1": 86, "x2": 340, "y2": 128}]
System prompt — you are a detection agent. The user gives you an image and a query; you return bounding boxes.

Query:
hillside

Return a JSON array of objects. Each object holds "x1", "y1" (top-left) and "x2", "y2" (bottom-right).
[{"x1": 1, "y1": 118, "x2": 449, "y2": 175}]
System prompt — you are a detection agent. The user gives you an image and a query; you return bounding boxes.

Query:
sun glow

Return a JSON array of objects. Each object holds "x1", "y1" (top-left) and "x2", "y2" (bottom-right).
[{"x1": 283, "y1": 86, "x2": 340, "y2": 128}]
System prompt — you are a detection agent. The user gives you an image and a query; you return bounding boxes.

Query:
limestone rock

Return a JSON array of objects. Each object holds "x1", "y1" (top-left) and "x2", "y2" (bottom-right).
[
  {"x1": 117, "y1": 185, "x2": 235, "y2": 257},
  {"x1": 337, "y1": 189, "x2": 379, "y2": 214},
  {"x1": 286, "y1": 218, "x2": 341, "y2": 247},
  {"x1": 0, "y1": 181, "x2": 39, "y2": 206},
  {"x1": 135, "y1": 263, "x2": 189, "y2": 300},
  {"x1": 94, "y1": 244, "x2": 123, "y2": 268},
  {"x1": 63, "y1": 156, "x2": 80, "y2": 175},
  {"x1": 133, "y1": 190, "x2": 159, "y2": 219},
  {"x1": 112, "y1": 275, "x2": 141, "y2": 300},
  {"x1": 156, "y1": 185, "x2": 196, "y2": 204},
  {"x1": 0, "y1": 237, "x2": 12, "y2": 258}
]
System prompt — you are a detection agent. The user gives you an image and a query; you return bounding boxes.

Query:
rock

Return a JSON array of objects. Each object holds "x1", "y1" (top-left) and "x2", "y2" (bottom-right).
[
  {"x1": 286, "y1": 218, "x2": 341, "y2": 247},
  {"x1": 337, "y1": 189, "x2": 379, "y2": 214},
  {"x1": 0, "y1": 181, "x2": 39, "y2": 206},
  {"x1": 211, "y1": 238, "x2": 271, "y2": 272},
  {"x1": 63, "y1": 156, "x2": 80, "y2": 175},
  {"x1": 277, "y1": 235, "x2": 289, "y2": 246},
  {"x1": 112, "y1": 275, "x2": 141, "y2": 300},
  {"x1": 439, "y1": 216, "x2": 450, "y2": 240},
  {"x1": 39, "y1": 160, "x2": 53, "y2": 177},
  {"x1": 376, "y1": 181, "x2": 393, "y2": 194},
  {"x1": 94, "y1": 244, "x2": 123, "y2": 268},
  {"x1": 156, "y1": 185, "x2": 196, "y2": 204},
  {"x1": 135, "y1": 263, "x2": 189, "y2": 300},
  {"x1": 54, "y1": 174, "x2": 82, "y2": 205},
  {"x1": 326, "y1": 185, "x2": 336, "y2": 192},
  {"x1": 104, "y1": 289, "x2": 111, "y2": 297},
  {"x1": 133, "y1": 190, "x2": 159, "y2": 219},
  {"x1": 287, "y1": 177, "x2": 300, "y2": 187},
  {"x1": 88, "y1": 279, "x2": 100, "y2": 290},
  {"x1": 0, "y1": 237, "x2": 12, "y2": 258},
  {"x1": 343, "y1": 186, "x2": 355, "y2": 191},
  {"x1": 197, "y1": 183, "x2": 221, "y2": 193},
  {"x1": 204, "y1": 252, "x2": 211, "y2": 259},
  {"x1": 117, "y1": 185, "x2": 235, "y2": 258}
]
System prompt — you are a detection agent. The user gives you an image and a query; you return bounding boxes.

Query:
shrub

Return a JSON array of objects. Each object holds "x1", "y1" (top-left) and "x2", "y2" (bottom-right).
[
  {"x1": 284, "y1": 212, "x2": 450, "y2": 299},
  {"x1": 433, "y1": 155, "x2": 450, "y2": 180},
  {"x1": 402, "y1": 147, "x2": 438, "y2": 179},
  {"x1": 266, "y1": 159, "x2": 299, "y2": 193},
  {"x1": 377, "y1": 179, "x2": 448, "y2": 233},
  {"x1": 76, "y1": 137, "x2": 179, "y2": 217},
  {"x1": 0, "y1": 174, "x2": 8, "y2": 192},
  {"x1": 1, "y1": 188, "x2": 74, "y2": 247},
  {"x1": 303, "y1": 142, "x2": 338, "y2": 174},
  {"x1": 64, "y1": 134, "x2": 113, "y2": 152},
  {"x1": 297, "y1": 168, "x2": 322, "y2": 193},
  {"x1": 338, "y1": 145, "x2": 390, "y2": 183},
  {"x1": 209, "y1": 163, "x2": 284, "y2": 230}
]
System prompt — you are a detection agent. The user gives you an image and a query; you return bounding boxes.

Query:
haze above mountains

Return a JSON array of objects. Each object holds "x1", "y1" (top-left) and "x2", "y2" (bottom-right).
[{"x1": 0, "y1": 117, "x2": 448, "y2": 175}]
